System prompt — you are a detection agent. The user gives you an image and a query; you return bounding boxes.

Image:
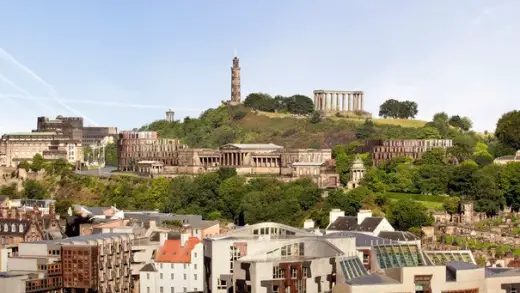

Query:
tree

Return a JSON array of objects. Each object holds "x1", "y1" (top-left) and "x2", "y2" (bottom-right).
[
  {"x1": 386, "y1": 199, "x2": 433, "y2": 230},
  {"x1": 244, "y1": 93, "x2": 277, "y2": 112},
  {"x1": 496, "y1": 110, "x2": 520, "y2": 150},
  {"x1": 444, "y1": 196, "x2": 461, "y2": 215},
  {"x1": 310, "y1": 111, "x2": 321, "y2": 124},
  {"x1": 218, "y1": 176, "x2": 247, "y2": 222},
  {"x1": 378, "y1": 99, "x2": 418, "y2": 119},
  {"x1": 449, "y1": 134, "x2": 477, "y2": 162},
  {"x1": 355, "y1": 119, "x2": 376, "y2": 139},
  {"x1": 23, "y1": 180, "x2": 48, "y2": 199},
  {"x1": 469, "y1": 167, "x2": 505, "y2": 215},
  {"x1": 217, "y1": 168, "x2": 237, "y2": 181},
  {"x1": 285, "y1": 95, "x2": 314, "y2": 115},
  {"x1": 415, "y1": 148, "x2": 446, "y2": 166},
  {"x1": 325, "y1": 189, "x2": 362, "y2": 217},
  {"x1": 449, "y1": 115, "x2": 473, "y2": 131},
  {"x1": 415, "y1": 164, "x2": 449, "y2": 195},
  {"x1": 416, "y1": 127, "x2": 441, "y2": 139},
  {"x1": 0, "y1": 183, "x2": 19, "y2": 198},
  {"x1": 30, "y1": 154, "x2": 45, "y2": 172},
  {"x1": 447, "y1": 161, "x2": 478, "y2": 196}
]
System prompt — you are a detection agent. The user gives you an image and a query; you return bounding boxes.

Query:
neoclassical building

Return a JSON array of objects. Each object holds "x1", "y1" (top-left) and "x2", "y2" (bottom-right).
[
  {"x1": 129, "y1": 141, "x2": 340, "y2": 188},
  {"x1": 313, "y1": 89, "x2": 365, "y2": 113}
]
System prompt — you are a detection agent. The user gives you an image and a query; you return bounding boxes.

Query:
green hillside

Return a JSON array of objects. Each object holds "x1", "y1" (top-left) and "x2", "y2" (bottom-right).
[{"x1": 141, "y1": 105, "x2": 435, "y2": 149}]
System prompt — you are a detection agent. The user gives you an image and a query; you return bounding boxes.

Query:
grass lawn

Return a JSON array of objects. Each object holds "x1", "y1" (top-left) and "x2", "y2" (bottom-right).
[
  {"x1": 111, "y1": 171, "x2": 139, "y2": 177},
  {"x1": 373, "y1": 118, "x2": 427, "y2": 128},
  {"x1": 388, "y1": 198, "x2": 444, "y2": 211}
]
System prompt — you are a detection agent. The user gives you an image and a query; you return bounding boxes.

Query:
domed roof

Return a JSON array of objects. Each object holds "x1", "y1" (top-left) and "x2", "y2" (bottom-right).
[{"x1": 351, "y1": 155, "x2": 365, "y2": 170}]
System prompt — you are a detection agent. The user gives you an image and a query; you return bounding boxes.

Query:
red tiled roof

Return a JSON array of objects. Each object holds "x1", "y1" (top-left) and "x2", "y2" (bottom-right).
[{"x1": 155, "y1": 237, "x2": 200, "y2": 263}]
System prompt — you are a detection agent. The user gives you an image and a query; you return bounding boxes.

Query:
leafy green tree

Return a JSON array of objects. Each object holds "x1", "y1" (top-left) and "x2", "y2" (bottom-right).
[
  {"x1": 104, "y1": 143, "x2": 118, "y2": 166},
  {"x1": 23, "y1": 180, "x2": 48, "y2": 199},
  {"x1": 448, "y1": 115, "x2": 472, "y2": 131},
  {"x1": 416, "y1": 127, "x2": 441, "y2": 139},
  {"x1": 17, "y1": 161, "x2": 31, "y2": 172},
  {"x1": 285, "y1": 95, "x2": 315, "y2": 115},
  {"x1": 379, "y1": 99, "x2": 418, "y2": 119},
  {"x1": 415, "y1": 148, "x2": 446, "y2": 166},
  {"x1": 332, "y1": 145, "x2": 346, "y2": 158},
  {"x1": 500, "y1": 162, "x2": 520, "y2": 211},
  {"x1": 386, "y1": 199, "x2": 433, "y2": 230},
  {"x1": 30, "y1": 154, "x2": 45, "y2": 172},
  {"x1": 217, "y1": 168, "x2": 237, "y2": 181},
  {"x1": 415, "y1": 164, "x2": 449, "y2": 195},
  {"x1": 447, "y1": 161, "x2": 478, "y2": 196},
  {"x1": 443, "y1": 196, "x2": 460, "y2": 215},
  {"x1": 218, "y1": 176, "x2": 247, "y2": 222},
  {"x1": 325, "y1": 189, "x2": 362, "y2": 217},
  {"x1": 469, "y1": 168, "x2": 505, "y2": 215},
  {"x1": 496, "y1": 110, "x2": 520, "y2": 150},
  {"x1": 0, "y1": 183, "x2": 19, "y2": 198},
  {"x1": 449, "y1": 134, "x2": 477, "y2": 162},
  {"x1": 355, "y1": 119, "x2": 376, "y2": 139},
  {"x1": 310, "y1": 111, "x2": 321, "y2": 124}
]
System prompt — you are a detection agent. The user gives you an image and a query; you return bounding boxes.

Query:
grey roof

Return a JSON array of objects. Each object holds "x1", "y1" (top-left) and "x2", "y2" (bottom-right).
[
  {"x1": 485, "y1": 267, "x2": 520, "y2": 278},
  {"x1": 86, "y1": 207, "x2": 110, "y2": 216},
  {"x1": 328, "y1": 216, "x2": 384, "y2": 232},
  {"x1": 324, "y1": 231, "x2": 398, "y2": 247},
  {"x1": 140, "y1": 263, "x2": 157, "y2": 272},
  {"x1": 347, "y1": 273, "x2": 399, "y2": 285},
  {"x1": 446, "y1": 261, "x2": 480, "y2": 271},
  {"x1": 34, "y1": 232, "x2": 130, "y2": 244},
  {"x1": 378, "y1": 231, "x2": 419, "y2": 241}
]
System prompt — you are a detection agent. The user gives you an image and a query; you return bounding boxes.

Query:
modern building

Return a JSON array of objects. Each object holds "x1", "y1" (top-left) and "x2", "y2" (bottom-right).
[
  {"x1": 204, "y1": 222, "x2": 361, "y2": 293},
  {"x1": 7, "y1": 233, "x2": 134, "y2": 293},
  {"x1": 139, "y1": 233, "x2": 204, "y2": 293},
  {"x1": 332, "y1": 243, "x2": 520, "y2": 293},
  {"x1": 117, "y1": 131, "x2": 186, "y2": 171},
  {"x1": 358, "y1": 139, "x2": 453, "y2": 166}
]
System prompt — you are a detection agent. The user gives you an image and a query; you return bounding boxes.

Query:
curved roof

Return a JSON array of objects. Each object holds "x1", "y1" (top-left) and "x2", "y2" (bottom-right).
[
  {"x1": 350, "y1": 155, "x2": 365, "y2": 170},
  {"x1": 210, "y1": 222, "x2": 314, "y2": 240}
]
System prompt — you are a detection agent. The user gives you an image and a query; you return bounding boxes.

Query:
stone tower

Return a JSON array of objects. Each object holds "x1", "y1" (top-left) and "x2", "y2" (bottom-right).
[
  {"x1": 230, "y1": 56, "x2": 241, "y2": 105},
  {"x1": 165, "y1": 109, "x2": 174, "y2": 122}
]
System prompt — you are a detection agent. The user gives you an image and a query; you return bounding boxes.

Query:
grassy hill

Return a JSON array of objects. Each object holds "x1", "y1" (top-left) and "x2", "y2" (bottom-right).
[{"x1": 142, "y1": 105, "x2": 433, "y2": 149}]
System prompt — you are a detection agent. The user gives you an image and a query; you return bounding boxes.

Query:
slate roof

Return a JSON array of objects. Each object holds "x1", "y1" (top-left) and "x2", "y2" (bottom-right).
[
  {"x1": 378, "y1": 231, "x2": 419, "y2": 241},
  {"x1": 327, "y1": 216, "x2": 383, "y2": 232},
  {"x1": 140, "y1": 263, "x2": 157, "y2": 272},
  {"x1": 226, "y1": 143, "x2": 283, "y2": 149}
]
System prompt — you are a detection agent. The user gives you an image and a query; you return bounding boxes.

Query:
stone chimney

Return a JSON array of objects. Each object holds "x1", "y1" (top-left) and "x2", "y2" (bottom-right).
[
  {"x1": 303, "y1": 219, "x2": 315, "y2": 229},
  {"x1": 357, "y1": 210, "x2": 372, "y2": 225},
  {"x1": 180, "y1": 232, "x2": 190, "y2": 247},
  {"x1": 329, "y1": 209, "x2": 345, "y2": 226}
]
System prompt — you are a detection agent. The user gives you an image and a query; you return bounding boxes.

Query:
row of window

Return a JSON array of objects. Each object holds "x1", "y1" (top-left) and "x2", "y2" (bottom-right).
[
  {"x1": 157, "y1": 263, "x2": 197, "y2": 270},
  {"x1": 147, "y1": 286, "x2": 194, "y2": 293},
  {"x1": 157, "y1": 273, "x2": 197, "y2": 281}
]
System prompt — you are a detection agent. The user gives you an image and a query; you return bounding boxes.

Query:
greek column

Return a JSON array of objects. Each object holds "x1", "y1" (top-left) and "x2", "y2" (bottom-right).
[
  {"x1": 342, "y1": 93, "x2": 346, "y2": 112},
  {"x1": 336, "y1": 93, "x2": 340, "y2": 112},
  {"x1": 348, "y1": 93, "x2": 352, "y2": 111},
  {"x1": 325, "y1": 93, "x2": 329, "y2": 110},
  {"x1": 360, "y1": 93, "x2": 364, "y2": 111}
]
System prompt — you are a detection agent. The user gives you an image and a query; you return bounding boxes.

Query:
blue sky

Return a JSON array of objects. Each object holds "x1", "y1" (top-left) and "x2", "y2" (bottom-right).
[{"x1": 0, "y1": 1, "x2": 518, "y2": 133}]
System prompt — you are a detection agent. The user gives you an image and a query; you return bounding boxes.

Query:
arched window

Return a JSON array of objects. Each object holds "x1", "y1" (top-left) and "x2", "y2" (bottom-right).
[
  {"x1": 19, "y1": 224, "x2": 24, "y2": 233},
  {"x1": 11, "y1": 224, "x2": 15, "y2": 232},
  {"x1": 3, "y1": 224, "x2": 7, "y2": 231}
]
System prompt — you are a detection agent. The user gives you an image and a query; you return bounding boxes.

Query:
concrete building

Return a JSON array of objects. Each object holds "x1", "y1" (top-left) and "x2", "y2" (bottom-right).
[
  {"x1": 332, "y1": 243, "x2": 520, "y2": 293},
  {"x1": 82, "y1": 126, "x2": 117, "y2": 146},
  {"x1": 313, "y1": 90, "x2": 365, "y2": 113},
  {"x1": 204, "y1": 222, "x2": 361, "y2": 293},
  {"x1": 139, "y1": 233, "x2": 204, "y2": 293},
  {"x1": 358, "y1": 139, "x2": 453, "y2": 166}
]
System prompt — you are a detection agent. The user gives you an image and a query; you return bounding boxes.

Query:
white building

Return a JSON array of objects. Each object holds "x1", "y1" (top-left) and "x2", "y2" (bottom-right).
[
  {"x1": 140, "y1": 233, "x2": 204, "y2": 293},
  {"x1": 204, "y1": 222, "x2": 359, "y2": 293},
  {"x1": 326, "y1": 209, "x2": 395, "y2": 236}
]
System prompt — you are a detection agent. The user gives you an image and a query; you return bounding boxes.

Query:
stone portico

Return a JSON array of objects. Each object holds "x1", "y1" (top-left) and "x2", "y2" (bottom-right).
[{"x1": 313, "y1": 90, "x2": 365, "y2": 112}]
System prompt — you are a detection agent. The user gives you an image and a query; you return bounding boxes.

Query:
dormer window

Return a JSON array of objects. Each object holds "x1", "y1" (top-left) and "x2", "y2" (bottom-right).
[
  {"x1": 19, "y1": 224, "x2": 23, "y2": 233},
  {"x1": 11, "y1": 224, "x2": 15, "y2": 232},
  {"x1": 3, "y1": 224, "x2": 7, "y2": 231}
]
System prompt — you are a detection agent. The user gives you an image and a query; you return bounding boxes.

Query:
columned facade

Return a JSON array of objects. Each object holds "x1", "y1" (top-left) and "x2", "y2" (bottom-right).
[{"x1": 313, "y1": 90, "x2": 365, "y2": 113}]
